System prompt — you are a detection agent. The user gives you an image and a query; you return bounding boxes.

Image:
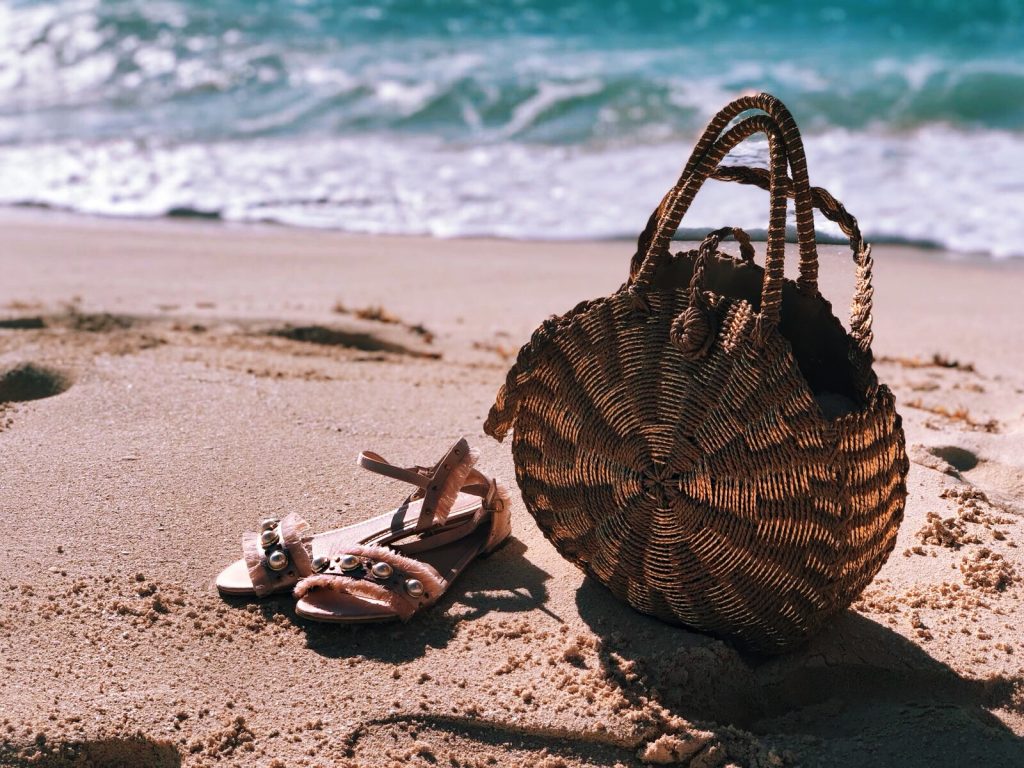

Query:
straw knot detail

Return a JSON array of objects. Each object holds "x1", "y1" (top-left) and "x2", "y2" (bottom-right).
[{"x1": 671, "y1": 302, "x2": 715, "y2": 360}]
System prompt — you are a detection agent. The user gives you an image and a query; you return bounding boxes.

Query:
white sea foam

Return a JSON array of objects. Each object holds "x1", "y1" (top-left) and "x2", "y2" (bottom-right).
[{"x1": 1, "y1": 126, "x2": 1022, "y2": 257}]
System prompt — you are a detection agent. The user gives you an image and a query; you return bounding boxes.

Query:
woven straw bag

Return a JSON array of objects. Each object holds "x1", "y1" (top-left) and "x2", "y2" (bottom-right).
[{"x1": 485, "y1": 93, "x2": 908, "y2": 654}]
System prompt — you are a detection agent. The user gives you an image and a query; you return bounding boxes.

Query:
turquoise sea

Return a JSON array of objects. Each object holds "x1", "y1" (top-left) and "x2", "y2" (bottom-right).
[{"x1": 1, "y1": 0, "x2": 1023, "y2": 256}]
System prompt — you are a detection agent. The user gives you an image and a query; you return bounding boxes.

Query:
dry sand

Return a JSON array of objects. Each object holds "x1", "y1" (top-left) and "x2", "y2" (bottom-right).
[{"x1": 0, "y1": 211, "x2": 1022, "y2": 767}]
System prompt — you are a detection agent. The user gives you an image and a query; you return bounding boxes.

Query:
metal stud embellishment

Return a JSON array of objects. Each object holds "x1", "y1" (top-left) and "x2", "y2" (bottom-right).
[
  {"x1": 339, "y1": 554, "x2": 360, "y2": 572},
  {"x1": 260, "y1": 528, "x2": 280, "y2": 548},
  {"x1": 370, "y1": 561, "x2": 394, "y2": 580},
  {"x1": 311, "y1": 556, "x2": 330, "y2": 573},
  {"x1": 259, "y1": 519, "x2": 288, "y2": 573},
  {"x1": 405, "y1": 578, "x2": 424, "y2": 597},
  {"x1": 267, "y1": 550, "x2": 289, "y2": 571}
]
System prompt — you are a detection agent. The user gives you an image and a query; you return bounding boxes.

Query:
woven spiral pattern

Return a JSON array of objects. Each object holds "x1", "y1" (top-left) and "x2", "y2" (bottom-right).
[{"x1": 485, "y1": 93, "x2": 908, "y2": 654}]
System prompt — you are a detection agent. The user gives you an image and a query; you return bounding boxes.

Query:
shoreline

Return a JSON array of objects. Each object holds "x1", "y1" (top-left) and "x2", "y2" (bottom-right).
[
  {"x1": 2, "y1": 206, "x2": 1021, "y2": 267},
  {"x1": 1, "y1": 214, "x2": 1022, "y2": 767}
]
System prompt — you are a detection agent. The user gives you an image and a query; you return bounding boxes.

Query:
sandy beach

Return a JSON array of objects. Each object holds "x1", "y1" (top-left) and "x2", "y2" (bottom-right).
[{"x1": 1, "y1": 211, "x2": 1022, "y2": 767}]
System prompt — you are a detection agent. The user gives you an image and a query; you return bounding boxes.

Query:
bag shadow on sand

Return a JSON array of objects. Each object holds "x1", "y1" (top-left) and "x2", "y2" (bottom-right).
[{"x1": 575, "y1": 578, "x2": 1024, "y2": 766}]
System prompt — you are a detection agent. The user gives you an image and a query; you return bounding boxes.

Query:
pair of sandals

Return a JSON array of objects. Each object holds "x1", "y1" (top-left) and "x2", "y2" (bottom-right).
[{"x1": 215, "y1": 438, "x2": 512, "y2": 623}]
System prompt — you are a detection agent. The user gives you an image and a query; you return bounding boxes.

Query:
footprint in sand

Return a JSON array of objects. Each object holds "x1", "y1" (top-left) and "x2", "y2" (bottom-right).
[
  {"x1": 0, "y1": 362, "x2": 72, "y2": 403},
  {"x1": 0, "y1": 735, "x2": 180, "y2": 768},
  {"x1": 910, "y1": 442, "x2": 1024, "y2": 508},
  {"x1": 0, "y1": 316, "x2": 46, "y2": 329},
  {"x1": 267, "y1": 324, "x2": 441, "y2": 360},
  {"x1": 0, "y1": 310, "x2": 134, "y2": 333},
  {"x1": 909, "y1": 444, "x2": 979, "y2": 475}
]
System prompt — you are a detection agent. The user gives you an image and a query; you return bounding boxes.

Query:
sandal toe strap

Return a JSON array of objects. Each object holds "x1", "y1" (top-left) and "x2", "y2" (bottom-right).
[
  {"x1": 294, "y1": 544, "x2": 443, "y2": 621},
  {"x1": 242, "y1": 512, "x2": 313, "y2": 596}
]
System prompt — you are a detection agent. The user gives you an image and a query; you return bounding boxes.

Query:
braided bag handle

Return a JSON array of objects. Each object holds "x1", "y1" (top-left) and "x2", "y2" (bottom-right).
[
  {"x1": 632, "y1": 93, "x2": 820, "y2": 294},
  {"x1": 486, "y1": 95, "x2": 879, "y2": 442},
  {"x1": 709, "y1": 165, "x2": 874, "y2": 358},
  {"x1": 631, "y1": 93, "x2": 875, "y2": 362},
  {"x1": 669, "y1": 227, "x2": 752, "y2": 359},
  {"x1": 631, "y1": 112, "x2": 795, "y2": 343}
]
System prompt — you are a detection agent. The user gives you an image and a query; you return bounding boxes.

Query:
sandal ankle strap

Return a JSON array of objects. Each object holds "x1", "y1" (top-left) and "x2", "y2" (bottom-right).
[
  {"x1": 357, "y1": 451, "x2": 433, "y2": 490},
  {"x1": 357, "y1": 438, "x2": 488, "y2": 532}
]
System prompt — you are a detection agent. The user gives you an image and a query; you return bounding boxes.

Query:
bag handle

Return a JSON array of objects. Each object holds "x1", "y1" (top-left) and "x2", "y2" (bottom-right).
[
  {"x1": 631, "y1": 112, "x2": 793, "y2": 340},
  {"x1": 708, "y1": 164, "x2": 874, "y2": 356},
  {"x1": 669, "y1": 227, "x2": 752, "y2": 359},
  {"x1": 666, "y1": 179, "x2": 876, "y2": 402},
  {"x1": 632, "y1": 93, "x2": 820, "y2": 295}
]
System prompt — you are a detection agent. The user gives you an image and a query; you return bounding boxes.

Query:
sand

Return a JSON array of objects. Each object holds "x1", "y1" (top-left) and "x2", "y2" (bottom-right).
[{"x1": 0, "y1": 210, "x2": 1022, "y2": 767}]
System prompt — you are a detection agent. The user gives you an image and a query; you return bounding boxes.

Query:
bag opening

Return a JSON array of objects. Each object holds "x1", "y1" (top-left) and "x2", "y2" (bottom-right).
[{"x1": 666, "y1": 251, "x2": 866, "y2": 415}]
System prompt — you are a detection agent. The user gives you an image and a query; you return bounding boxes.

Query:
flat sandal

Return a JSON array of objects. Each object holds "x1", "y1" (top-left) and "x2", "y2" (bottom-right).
[
  {"x1": 291, "y1": 438, "x2": 511, "y2": 623},
  {"x1": 215, "y1": 438, "x2": 510, "y2": 607},
  {"x1": 214, "y1": 438, "x2": 509, "y2": 599}
]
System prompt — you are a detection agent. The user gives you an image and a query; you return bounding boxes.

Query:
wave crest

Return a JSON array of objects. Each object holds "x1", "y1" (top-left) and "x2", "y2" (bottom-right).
[{"x1": 1, "y1": 127, "x2": 1021, "y2": 258}]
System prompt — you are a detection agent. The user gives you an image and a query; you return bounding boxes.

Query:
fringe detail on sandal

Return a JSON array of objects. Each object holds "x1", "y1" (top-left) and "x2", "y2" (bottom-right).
[
  {"x1": 294, "y1": 573, "x2": 415, "y2": 619},
  {"x1": 242, "y1": 531, "x2": 273, "y2": 597},
  {"x1": 430, "y1": 446, "x2": 480, "y2": 523},
  {"x1": 241, "y1": 513, "x2": 312, "y2": 597},
  {"x1": 280, "y1": 513, "x2": 312, "y2": 574},
  {"x1": 293, "y1": 544, "x2": 445, "y2": 621}
]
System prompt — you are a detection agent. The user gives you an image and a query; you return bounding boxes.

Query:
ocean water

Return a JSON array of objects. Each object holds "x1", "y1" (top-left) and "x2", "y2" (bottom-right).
[{"x1": 1, "y1": 0, "x2": 1023, "y2": 257}]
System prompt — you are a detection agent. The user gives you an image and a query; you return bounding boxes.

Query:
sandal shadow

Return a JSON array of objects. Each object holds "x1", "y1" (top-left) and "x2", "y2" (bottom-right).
[{"x1": 298, "y1": 538, "x2": 553, "y2": 662}]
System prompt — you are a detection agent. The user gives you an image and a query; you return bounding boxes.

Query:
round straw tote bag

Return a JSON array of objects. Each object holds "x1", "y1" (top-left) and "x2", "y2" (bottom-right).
[{"x1": 484, "y1": 93, "x2": 908, "y2": 654}]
